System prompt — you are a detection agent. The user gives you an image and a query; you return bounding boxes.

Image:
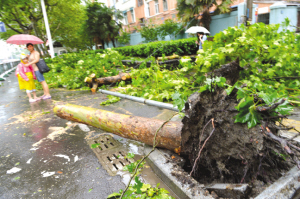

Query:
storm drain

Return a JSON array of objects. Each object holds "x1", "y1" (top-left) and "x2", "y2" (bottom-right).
[{"x1": 87, "y1": 134, "x2": 134, "y2": 176}]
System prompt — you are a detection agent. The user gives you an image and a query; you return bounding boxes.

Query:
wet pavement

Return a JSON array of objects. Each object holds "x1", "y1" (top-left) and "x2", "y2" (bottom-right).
[{"x1": 0, "y1": 74, "x2": 179, "y2": 199}]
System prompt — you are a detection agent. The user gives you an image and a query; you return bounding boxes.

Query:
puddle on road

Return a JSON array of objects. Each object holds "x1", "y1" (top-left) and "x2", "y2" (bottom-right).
[
  {"x1": 41, "y1": 171, "x2": 56, "y2": 177},
  {"x1": 4, "y1": 109, "x2": 52, "y2": 128},
  {"x1": 6, "y1": 167, "x2": 22, "y2": 174},
  {"x1": 54, "y1": 154, "x2": 71, "y2": 162},
  {"x1": 32, "y1": 123, "x2": 77, "y2": 148}
]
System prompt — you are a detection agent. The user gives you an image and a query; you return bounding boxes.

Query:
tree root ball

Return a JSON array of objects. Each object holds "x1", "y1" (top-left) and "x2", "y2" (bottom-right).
[{"x1": 181, "y1": 88, "x2": 293, "y2": 184}]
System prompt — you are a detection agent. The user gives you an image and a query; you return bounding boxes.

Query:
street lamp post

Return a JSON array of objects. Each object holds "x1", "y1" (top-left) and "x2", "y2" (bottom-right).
[{"x1": 40, "y1": 0, "x2": 55, "y2": 58}]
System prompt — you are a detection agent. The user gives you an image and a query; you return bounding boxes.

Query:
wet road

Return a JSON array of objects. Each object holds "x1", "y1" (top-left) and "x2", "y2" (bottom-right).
[{"x1": 0, "y1": 74, "x2": 179, "y2": 199}]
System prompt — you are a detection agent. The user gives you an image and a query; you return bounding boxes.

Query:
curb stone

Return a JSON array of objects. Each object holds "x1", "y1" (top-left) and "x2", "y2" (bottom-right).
[
  {"x1": 144, "y1": 144, "x2": 214, "y2": 199},
  {"x1": 254, "y1": 166, "x2": 300, "y2": 199}
]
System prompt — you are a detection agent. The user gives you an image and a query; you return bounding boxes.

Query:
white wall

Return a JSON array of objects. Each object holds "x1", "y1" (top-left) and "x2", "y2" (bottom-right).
[{"x1": 114, "y1": 0, "x2": 136, "y2": 12}]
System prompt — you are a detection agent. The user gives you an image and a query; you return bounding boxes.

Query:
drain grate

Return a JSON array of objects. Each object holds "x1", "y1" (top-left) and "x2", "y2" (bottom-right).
[{"x1": 87, "y1": 134, "x2": 134, "y2": 176}]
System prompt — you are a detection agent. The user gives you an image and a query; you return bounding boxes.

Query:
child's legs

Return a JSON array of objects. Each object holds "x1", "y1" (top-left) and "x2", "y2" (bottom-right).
[
  {"x1": 26, "y1": 90, "x2": 33, "y2": 99},
  {"x1": 32, "y1": 90, "x2": 38, "y2": 98}
]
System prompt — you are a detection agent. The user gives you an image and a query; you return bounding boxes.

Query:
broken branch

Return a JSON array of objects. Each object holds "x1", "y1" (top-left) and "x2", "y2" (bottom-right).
[
  {"x1": 261, "y1": 126, "x2": 300, "y2": 168},
  {"x1": 257, "y1": 99, "x2": 286, "y2": 112},
  {"x1": 84, "y1": 72, "x2": 131, "y2": 93}
]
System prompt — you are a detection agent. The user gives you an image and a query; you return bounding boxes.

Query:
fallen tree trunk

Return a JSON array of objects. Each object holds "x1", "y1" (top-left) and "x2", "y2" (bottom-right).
[
  {"x1": 84, "y1": 72, "x2": 131, "y2": 93},
  {"x1": 54, "y1": 102, "x2": 182, "y2": 151},
  {"x1": 157, "y1": 54, "x2": 179, "y2": 61}
]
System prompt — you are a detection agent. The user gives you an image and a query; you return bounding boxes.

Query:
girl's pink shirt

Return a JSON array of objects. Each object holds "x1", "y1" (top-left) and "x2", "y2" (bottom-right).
[{"x1": 15, "y1": 63, "x2": 36, "y2": 81}]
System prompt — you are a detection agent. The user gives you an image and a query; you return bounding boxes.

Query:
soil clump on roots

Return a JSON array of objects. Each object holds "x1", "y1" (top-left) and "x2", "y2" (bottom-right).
[
  {"x1": 179, "y1": 59, "x2": 298, "y2": 197},
  {"x1": 181, "y1": 89, "x2": 292, "y2": 184}
]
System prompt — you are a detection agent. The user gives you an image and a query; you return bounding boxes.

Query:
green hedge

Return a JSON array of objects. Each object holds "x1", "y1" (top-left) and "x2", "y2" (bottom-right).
[
  {"x1": 68, "y1": 37, "x2": 198, "y2": 57},
  {"x1": 113, "y1": 37, "x2": 197, "y2": 57}
]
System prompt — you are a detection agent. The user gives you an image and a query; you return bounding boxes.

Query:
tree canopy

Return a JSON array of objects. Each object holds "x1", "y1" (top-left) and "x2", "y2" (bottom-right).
[
  {"x1": 136, "y1": 19, "x2": 183, "y2": 43},
  {"x1": 84, "y1": 2, "x2": 123, "y2": 49},
  {"x1": 176, "y1": 0, "x2": 234, "y2": 30},
  {"x1": 0, "y1": 0, "x2": 88, "y2": 52}
]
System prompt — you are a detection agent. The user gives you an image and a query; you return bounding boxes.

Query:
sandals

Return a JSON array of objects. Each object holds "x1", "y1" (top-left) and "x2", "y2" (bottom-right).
[
  {"x1": 29, "y1": 96, "x2": 51, "y2": 102},
  {"x1": 42, "y1": 95, "x2": 52, "y2": 100},
  {"x1": 29, "y1": 98, "x2": 38, "y2": 103}
]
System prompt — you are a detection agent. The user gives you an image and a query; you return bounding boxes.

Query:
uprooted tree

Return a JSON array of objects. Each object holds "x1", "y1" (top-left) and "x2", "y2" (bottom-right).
[
  {"x1": 55, "y1": 21, "x2": 300, "y2": 188},
  {"x1": 177, "y1": 20, "x2": 300, "y2": 184}
]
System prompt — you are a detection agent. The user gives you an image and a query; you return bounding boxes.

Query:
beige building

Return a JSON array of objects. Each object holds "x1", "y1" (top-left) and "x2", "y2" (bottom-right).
[
  {"x1": 102, "y1": 0, "x2": 299, "y2": 46},
  {"x1": 106, "y1": 0, "x2": 179, "y2": 33}
]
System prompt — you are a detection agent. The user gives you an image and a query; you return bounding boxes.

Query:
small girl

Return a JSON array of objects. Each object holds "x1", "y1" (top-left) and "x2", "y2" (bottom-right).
[{"x1": 15, "y1": 53, "x2": 40, "y2": 103}]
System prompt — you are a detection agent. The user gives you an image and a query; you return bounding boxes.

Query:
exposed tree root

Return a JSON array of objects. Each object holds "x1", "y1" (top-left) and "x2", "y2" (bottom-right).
[
  {"x1": 180, "y1": 58, "x2": 299, "y2": 187},
  {"x1": 190, "y1": 118, "x2": 215, "y2": 176},
  {"x1": 181, "y1": 89, "x2": 296, "y2": 185},
  {"x1": 262, "y1": 125, "x2": 300, "y2": 168}
]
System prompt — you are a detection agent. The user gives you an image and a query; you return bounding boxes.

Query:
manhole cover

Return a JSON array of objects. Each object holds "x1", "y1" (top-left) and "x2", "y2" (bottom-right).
[{"x1": 87, "y1": 134, "x2": 134, "y2": 176}]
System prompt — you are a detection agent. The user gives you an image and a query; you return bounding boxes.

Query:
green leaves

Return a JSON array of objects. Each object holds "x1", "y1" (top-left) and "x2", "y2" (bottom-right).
[
  {"x1": 107, "y1": 181, "x2": 174, "y2": 199},
  {"x1": 275, "y1": 99, "x2": 293, "y2": 115},
  {"x1": 107, "y1": 192, "x2": 121, "y2": 199},
  {"x1": 84, "y1": 2, "x2": 122, "y2": 47},
  {"x1": 100, "y1": 95, "x2": 121, "y2": 106},
  {"x1": 91, "y1": 143, "x2": 101, "y2": 149},
  {"x1": 172, "y1": 92, "x2": 186, "y2": 112},
  {"x1": 199, "y1": 77, "x2": 229, "y2": 93},
  {"x1": 116, "y1": 28, "x2": 131, "y2": 45},
  {"x1": 115, "y1": 37, "x2": 197, "y2": 57},
  {"x1": 132, "y1": 176, "x2": 143, "y2": 194},
  {"x1": 43, "y1": 49, "x2": 122, "y2": 90},
  {"x1": 234, "y1": 95, "x2": 261, "y2": 128},
  {"x1": 125, "y1": 153, "x2": 135, "y2": 159},
  {"x1": 234, "y1": 85, "x2": 294, "y2": 128}
]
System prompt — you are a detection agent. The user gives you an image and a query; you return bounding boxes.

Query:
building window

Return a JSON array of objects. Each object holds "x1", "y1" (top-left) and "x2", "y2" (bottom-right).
[
  {"x1": 140, "y1": 18, "x2": 145, "y2": 26},
  {"x1": 123, "y1": 12, "x2": 128, "y2": 25},
  {"x1": 155, "y1": 0, "x2": 159, "y2": 14},
  {"x1": 257, "y1": 13, "x2": 269, "y2": 24},
  {"x1": 130, "y1": 9, "x2": 135, "y2": 23},
  {"x1": 147, "y1": 3, "x2": 150, "y2": 16},
  {"x1": 137, "y1": 0, "x2": 143, "y2": 7},
  {"x1": 163, "y1": 0, "x2": 168, "y2": 11}
]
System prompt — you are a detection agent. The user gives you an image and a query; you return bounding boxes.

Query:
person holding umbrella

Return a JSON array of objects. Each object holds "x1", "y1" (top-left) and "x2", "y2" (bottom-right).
[
  {"x1": 195, "y1": 32, "x2": 207, "y2": 50},
  {"x1": 25, "y1": 43, "x2": 51, "y2": 100},
  {"x1": 185, "y1": 26, "x2": 210, "y2": 50},
  {"x1": 6, "y1": 34, "x2": 51, "y2": 100}
]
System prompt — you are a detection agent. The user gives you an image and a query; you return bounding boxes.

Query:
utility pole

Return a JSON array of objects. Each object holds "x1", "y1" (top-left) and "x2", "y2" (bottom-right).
[
  {"x1": 246, "y1": 0, "x2": 253, "y2": 25},
  {"x1": 40, "y1": 0, "x2": 55, "y2": 58}
]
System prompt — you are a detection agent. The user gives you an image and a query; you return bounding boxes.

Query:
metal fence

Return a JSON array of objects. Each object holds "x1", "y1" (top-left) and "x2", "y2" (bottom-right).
[{"x1": 0, "y1": 60, "x2": 19, "y2": 79}]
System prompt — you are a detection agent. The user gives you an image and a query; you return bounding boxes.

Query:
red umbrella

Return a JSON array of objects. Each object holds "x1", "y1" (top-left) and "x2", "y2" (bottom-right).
[{"x1": 6, "y1": 34, "x2": 44, "y2": 45}]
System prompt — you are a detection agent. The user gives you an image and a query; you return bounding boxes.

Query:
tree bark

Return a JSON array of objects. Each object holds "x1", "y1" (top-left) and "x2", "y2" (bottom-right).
[
  {"x1": 112, "y1": 39, "x2": 116, "y2": 47},
  {"x1": 101, "y1": 40, "x2": 105, "y2": 49},
  {"x1": 54, "y1": 102, "x2": 182, "y2": 151}
]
